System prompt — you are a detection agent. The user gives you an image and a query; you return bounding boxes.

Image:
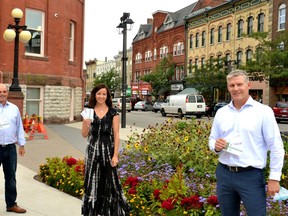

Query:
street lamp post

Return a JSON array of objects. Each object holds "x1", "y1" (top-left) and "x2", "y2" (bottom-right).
[
  {"x1": 117, "y1": 12, "x2": 134, "y2": 128},
  {"x1": 3, "y1": 8, "x2": 31, "y2": 92}
]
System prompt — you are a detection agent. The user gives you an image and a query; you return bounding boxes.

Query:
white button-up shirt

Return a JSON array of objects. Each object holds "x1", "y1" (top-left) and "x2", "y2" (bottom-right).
[
  {"x1": 209, "y1": 97, "x2": 284, "y2": 181},
  {"x1": 0, "y1": 101, "x2": 26, "y2": 146}
]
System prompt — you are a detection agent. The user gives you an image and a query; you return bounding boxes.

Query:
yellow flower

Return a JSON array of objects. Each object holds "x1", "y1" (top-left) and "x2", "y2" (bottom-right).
[
  {"x1": 184, "y1": 136, "x2": 189, "y2": 142},
  {"x1": 282, "y1": 174, "x2": 285, "y2": 180},
  {"x1": 183, "y1": 211, "x2": 188, "y2": 214},
  {"x1": 126, "y1": 144, "x2": 131, "y2": 149},
  {"x1": 134, "y1": 142, "x2": 139, "y2": 149},
  {"x1": 130, "y1": 199, "x2": 135, "y2": 203},
  {"x1": 144, "y1": 146, "x2": 148, "y2": 152}
]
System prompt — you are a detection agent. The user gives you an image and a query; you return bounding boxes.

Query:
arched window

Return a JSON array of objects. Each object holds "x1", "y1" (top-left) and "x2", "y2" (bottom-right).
[
  {"x1": 279, "y1": 4, "x2": 286, "y2": 30},
  {"x1": 247, "y1": 16, "x2": 253, "y2": 35},
  {"x1": 237, "y1": 19, "x2": 244, "y2": 38},
  {"x1": 257, "y1": 13, "x2": 264, "y2": 32},
  {"x1": 189, "y1": 34, "x2": 193, "y2": 49},
  {"x1": 210, "y1": 28, "x2": 214, "y2": 44}
]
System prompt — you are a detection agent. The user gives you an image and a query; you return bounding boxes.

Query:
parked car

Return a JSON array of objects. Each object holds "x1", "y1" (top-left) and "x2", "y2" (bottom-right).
[
  {"x1": 112, "y1": 98, "x2": 131, "y2": 112},
  {"x1": 205, "y1": 103, "x2": 216, "y2": 117},
  {"x1": 130, "y1": 97, "x2": 141, "y2": 110},
  {"x1": 213, "y1": 101, "x2": 229, "y2": 116},
  {"x1": 134, "y1": 101, "x2": 153, "y2": 111},
  {"x1": 160, "y1": 94, "x2": 206, "y2": 118},
  {"x1": 273, "y1": 101, "x2": 288, "y2": 123},
  {"x1": 152, "y1": 101, "x2": 165, "y2": 113}
]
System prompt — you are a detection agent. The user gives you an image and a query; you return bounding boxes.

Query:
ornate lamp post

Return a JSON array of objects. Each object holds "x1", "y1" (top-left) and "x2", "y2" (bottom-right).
[
  {"x1": 117, "y1": 12, "x2": 134, "y2": 128},
  {"x1": 3, "y1": 8, "x2": 31, "y2": 92}
]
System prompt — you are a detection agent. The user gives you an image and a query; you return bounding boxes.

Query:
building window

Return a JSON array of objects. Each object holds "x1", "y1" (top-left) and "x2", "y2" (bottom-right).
[
  {"x1": 69, "y1": 21, "x2": 75, "y2": 62},
  {"x1": 135, "y1": 53, "x2": 142, "y2": 63},
  {"x1": 210, "y1": 28, "x2": 214, "y2": 44},
  {"x1": 246, "y1": 49, "x2": 253, "y2": 62},
  {"x1": 279, "y1": 4, "x2": 286, "y2": 30},
  {"x1": 201, "y1": 57, "x2": 205, "y2": 68},
  {"x1": 173, "y1": 42, "x2": 184, "y2": 56},
  {"x1": 236, "y1": 51, "x2": 242, "y2": 66},
  {"x1": 237, "y1": 19, "x2": 244, "y2": 38},
  {"x1": 145, "y1": 50, "x2": 152, "y2": 61},
  {"x1": 226, "y1": 23, "x2": 231, "y2": 41},
  {"x1": 189, "y1": 59, "x2": 192, "y2": 73},
  {"x1": 201, "y1": 31, "x2": 206, "y2": 47},
  {"x1": 154, "y1": 48, "x2": 157, "y2": 60},
  {"x1": 247, "y1": 16, "x2": 253, "y2": 35},
  {"x1": 257, "y1": 13, "x2": 264, "y2": 32},
  {"x1": 25, "y1": 9, "x2": 45, "y2": 56},
  {"x1": 195, "y1": 33, "x2": 199, "y2": 48},
  {"x1": 26, "y1": 87, "x2": 43, "y2": 117},
  {"x1": 175, "y1": 66, "x2": 184, "y2": 80},
  {"x1": 189, "y1": 34, "x2": 193, "y2": 49},
  {"x1": 195, "y1": 58, "x2": 198, "y2": 70},
  {"x1": 218, "y1": 26, "x2": 222, "y2": 43},
  {"x1": 160, "y1": 46, "x2": 168, "y2": 59}
]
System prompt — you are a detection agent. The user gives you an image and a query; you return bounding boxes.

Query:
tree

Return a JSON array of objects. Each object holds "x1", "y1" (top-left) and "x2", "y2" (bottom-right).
[
  {"x1": 243, "y1": 31, "x2": 288, "y2": 95},
  {"x1": 93, "y1": 68, "x2": 121, "y2": 94},
  {"x1": 142, "y1": 55, "x2": 176, "y2": 100},
  {"x1": 184, "y1": 57, "x2": 228, "y2": 103}
]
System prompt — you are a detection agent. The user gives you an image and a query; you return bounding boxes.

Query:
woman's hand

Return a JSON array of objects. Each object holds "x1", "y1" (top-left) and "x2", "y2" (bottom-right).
[{"x1": 111, "y1": 155, "x2": 119, "y2": 167}]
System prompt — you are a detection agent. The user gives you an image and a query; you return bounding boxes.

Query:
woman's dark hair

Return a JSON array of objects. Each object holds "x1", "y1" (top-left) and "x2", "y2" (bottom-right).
[{"x1": 88, "y1": 83, "x2": 112, "y2": 108}]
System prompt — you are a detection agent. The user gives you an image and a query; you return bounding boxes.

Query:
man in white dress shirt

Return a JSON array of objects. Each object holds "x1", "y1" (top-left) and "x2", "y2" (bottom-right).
[
  {"x1": 0, "y1": 83, "x2": 26, "y2": 213},
  {"x1": 209, "y1": 70, "x2": 284, "y2": 215}
]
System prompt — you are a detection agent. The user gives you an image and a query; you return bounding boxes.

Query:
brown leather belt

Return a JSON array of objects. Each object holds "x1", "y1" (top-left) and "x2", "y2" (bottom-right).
[{"x1": 220, "y1": 162, "x2": 255, "y2": 172}]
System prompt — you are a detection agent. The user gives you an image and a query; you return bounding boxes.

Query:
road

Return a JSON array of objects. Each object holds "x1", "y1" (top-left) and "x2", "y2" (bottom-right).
[{"x1": 123, "y1": 110, "x2": 287, "y2": 132}]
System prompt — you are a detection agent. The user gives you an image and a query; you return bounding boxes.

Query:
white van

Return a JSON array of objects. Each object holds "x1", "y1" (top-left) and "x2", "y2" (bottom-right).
[{"x1": 160, "y1": 94, "x2": 206, "y2": 118}]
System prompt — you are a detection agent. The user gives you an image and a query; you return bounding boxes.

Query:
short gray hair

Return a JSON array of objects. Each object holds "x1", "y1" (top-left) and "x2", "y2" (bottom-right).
[{"x1": 226, "y1": 69, "x2": 249, "y2": 83}]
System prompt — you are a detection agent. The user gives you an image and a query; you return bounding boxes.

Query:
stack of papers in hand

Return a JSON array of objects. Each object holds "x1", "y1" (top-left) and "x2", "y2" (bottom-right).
[
  {"x1": 274, "y1": 187, "x2": 288, "y2": 201},
  {"x1": 80, "y1": 108, "x2": 94, "y2": 120}
]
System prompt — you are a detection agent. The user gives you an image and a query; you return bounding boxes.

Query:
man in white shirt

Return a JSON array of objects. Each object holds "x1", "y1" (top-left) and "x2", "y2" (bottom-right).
[
  {"x1": 0, "y1": 83, "x2": 26, "y2": 213},
  {"x1": 209, "y1": 70, "x2": 284, "y2": 215}
]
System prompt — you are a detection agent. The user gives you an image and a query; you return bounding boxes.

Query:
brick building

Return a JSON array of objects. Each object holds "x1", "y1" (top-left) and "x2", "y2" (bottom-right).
[
  {"x1": 131, "y1": 0, "x2": 226, "y2": 100},
  {"x1": 0, "y1": 0, "x2": 85, "y2": 123}
]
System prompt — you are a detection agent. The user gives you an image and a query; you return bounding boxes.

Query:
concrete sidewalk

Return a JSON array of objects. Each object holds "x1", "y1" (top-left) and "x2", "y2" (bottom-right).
[{"x1": 0, "y1": 122, "x2": 143, "y2": 216}]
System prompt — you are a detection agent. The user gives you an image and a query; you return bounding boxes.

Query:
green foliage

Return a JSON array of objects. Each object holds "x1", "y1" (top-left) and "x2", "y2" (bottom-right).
[
  {"x1": 93, "y1": 68, "x2": 121, "y2": 93},
  {"x1": 243, "y1": 31, "x2": 288, "y2": 91},
  {"x1": 142, "y1": 55, "x2": 176, "y2": 99},
  {"x1": 185, "y1": 57, "x2": 228, "y2": 104}
]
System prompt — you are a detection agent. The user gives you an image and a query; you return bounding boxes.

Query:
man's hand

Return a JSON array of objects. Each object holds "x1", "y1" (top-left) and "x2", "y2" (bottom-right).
[
  {"x1": 267, "y1": 179, "x2": 280, "y2": 196},
  {"x1": 19, "y1": 146, "x2": 25, "y2": 156}
]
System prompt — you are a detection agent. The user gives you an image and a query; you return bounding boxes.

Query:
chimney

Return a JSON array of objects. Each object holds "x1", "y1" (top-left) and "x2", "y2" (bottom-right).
[{"x1": 147, "y1": 18, "x2": 153, "y2": 24}]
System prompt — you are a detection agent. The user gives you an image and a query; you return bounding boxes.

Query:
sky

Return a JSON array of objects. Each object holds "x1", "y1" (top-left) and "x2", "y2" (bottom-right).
[{"x1": 84, "y1": 0, "x2": 196, "y2": 65}]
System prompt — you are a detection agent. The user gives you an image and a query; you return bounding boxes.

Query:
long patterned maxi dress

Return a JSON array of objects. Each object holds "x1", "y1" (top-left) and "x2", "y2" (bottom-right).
[{"x1": 82, "y1": 108, "x2": 131, "y2": 216}]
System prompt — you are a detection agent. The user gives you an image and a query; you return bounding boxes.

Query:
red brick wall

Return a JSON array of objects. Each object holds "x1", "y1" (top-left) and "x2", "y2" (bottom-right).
[{"x1": 0, "y1": 0, "x2": 84, "y2": 88}]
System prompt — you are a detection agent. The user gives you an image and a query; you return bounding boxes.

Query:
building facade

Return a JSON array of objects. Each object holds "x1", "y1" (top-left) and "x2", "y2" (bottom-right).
[
  {"x1": 131, "y1": 0, "x2": 227, "y2": 100},
  {"x1": 0, "y1": 0, "x2": 85, "y2": 123},
  {"x1": 185, "y1": 0, "x2": 270, "y2": 104},
  {"x1": 270, "y1": 0, "x2": 288, "y2": 104}
]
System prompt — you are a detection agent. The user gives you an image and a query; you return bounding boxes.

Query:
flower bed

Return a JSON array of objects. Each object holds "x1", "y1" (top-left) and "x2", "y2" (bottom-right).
[{"x1": 39, "y1": 118, "x2": 288, "y2": 215}]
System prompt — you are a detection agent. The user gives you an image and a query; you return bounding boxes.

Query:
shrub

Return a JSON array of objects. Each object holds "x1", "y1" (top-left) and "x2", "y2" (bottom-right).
[{"x1": 39, "y1": 156, "x2": 84, "y2": 197}]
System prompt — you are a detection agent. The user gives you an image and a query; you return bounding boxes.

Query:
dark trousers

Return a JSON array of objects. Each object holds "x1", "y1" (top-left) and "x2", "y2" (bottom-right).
[
  {"x1": 216, "y1": 163, "x2": 266, "y2": 216},
  {"x1": 0, "y1": 144, "x2": 17, "y2": 208}
]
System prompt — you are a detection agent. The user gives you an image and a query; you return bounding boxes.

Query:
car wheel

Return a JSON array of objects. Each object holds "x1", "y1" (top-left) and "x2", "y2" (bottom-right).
[
  {"x1": 178, "y1": 109, "x2": 184, "y2": 119},
  {"x1": 161, "y1": 109, "x2": 166, "y2": 117}
]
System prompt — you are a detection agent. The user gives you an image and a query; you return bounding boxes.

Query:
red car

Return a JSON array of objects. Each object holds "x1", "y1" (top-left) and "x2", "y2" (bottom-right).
[{"x1": 273, "y1": 101, "x2": 288, "y2": 123}]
